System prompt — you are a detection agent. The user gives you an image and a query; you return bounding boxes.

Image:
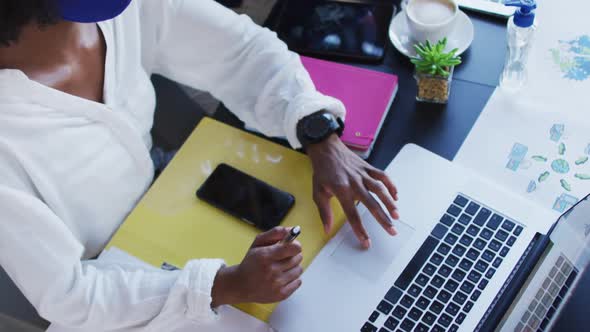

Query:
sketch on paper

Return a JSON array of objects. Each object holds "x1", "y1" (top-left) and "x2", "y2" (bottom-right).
[
  {"x1": 505, "y1": 124, "x2": 590, "y2": 213},
  {"x1": 553, "y1": 193, "x2": 579, "y2": 213},
  {"x1": 550, "y1": 35, "x2": 590, "y2": 82}
]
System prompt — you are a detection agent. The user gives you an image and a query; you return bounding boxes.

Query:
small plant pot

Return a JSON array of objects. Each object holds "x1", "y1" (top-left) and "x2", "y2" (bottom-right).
[{"x1": 414, "y1": 66, "x2": 454, "y2": 104}]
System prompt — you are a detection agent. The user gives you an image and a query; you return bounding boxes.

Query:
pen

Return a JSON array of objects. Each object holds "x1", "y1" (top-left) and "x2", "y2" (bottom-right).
[{"x1": 280, "y1": 226, "x2": 301, "y2": 244}]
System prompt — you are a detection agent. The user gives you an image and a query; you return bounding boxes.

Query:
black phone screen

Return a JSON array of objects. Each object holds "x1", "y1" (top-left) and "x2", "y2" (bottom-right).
[
  {"x1": 196, "y1": 164, "x2": 295, "y2": 230},
  {"x1": 275, "y1": 0, "x2": 396, "y2": 62}
]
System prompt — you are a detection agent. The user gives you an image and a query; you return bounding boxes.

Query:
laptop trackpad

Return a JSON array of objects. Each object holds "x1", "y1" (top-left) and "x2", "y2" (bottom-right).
[{"x1": 330, "y1": 211, "x2": 415, "y2": 282}]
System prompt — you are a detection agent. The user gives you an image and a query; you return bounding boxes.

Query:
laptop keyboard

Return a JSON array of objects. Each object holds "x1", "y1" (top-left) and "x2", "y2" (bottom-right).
[
  {"x1": 361, "y1": 195, "x2": 524, "y2": 332},
  {"x1": 515, "y1": 254, "x2": 578, "y2": 332}
]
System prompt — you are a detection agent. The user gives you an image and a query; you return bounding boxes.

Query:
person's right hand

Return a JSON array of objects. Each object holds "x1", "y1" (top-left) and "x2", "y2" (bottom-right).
[{"x1": 212, "y1": 227, "x2": 303, "y2": 306}]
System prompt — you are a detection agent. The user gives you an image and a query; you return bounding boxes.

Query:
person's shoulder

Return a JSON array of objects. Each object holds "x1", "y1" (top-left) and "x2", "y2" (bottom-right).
[
  {"x1": 0, "y1": 135, "x2": 39, "y2": 194},
  {"x1": 0, "y1": 70, "x2": 45, "y2": 118},
  {"x1": 0, "y1": 71, "x2": 54, "y2": 115},
  {"x1": 0, "y1": 69, "x2": 28, "y2": 93},
  {"x1": 109, "y1": 0, "x2": 170, "y2": 40}
]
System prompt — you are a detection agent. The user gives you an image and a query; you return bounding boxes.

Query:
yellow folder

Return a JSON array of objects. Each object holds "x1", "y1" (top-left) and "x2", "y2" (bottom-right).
[{"x1": 107, "y1": 117, "x2": 346, "y2": 321}]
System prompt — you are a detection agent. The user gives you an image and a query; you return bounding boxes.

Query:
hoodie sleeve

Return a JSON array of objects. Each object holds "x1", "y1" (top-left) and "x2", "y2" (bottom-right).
[
  {"x1": 0, "y1": 185, "x2": 224, "y2": 331},
  {"x1": 139, "y1": 0, "x2": 346, "y2": 149}
]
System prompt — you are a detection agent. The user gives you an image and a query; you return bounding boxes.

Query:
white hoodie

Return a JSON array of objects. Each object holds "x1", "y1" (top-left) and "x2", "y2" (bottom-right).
[{"x1": 0, "y1": 0, "x2": 345, "y2": 330}]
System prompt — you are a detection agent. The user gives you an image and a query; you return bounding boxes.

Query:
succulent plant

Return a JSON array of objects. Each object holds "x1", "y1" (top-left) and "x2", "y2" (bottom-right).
[{"x1": 411, "y1": 38, "x2": 462, "y2": 78}]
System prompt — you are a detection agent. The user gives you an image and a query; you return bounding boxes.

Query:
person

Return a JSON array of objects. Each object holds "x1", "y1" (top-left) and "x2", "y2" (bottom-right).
[{"x1": 0, "y1": 0, "x2": 399, "y2": 330}]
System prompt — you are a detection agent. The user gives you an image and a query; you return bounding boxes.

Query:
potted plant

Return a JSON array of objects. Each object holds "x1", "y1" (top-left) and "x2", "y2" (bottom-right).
[{"x1": 411, "y1": 38, "x2": 462, "y2": 104}]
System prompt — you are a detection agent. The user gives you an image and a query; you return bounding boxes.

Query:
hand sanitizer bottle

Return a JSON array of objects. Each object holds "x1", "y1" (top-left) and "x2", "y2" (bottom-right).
[{"x1": 499, "y1": 0, "x2": 537, "y2": 92}]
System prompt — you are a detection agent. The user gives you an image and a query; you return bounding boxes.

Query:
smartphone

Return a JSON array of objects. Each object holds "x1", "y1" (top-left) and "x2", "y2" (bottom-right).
[{"x1": 196, "y1": 164, "x2": 295, "y2": 230}]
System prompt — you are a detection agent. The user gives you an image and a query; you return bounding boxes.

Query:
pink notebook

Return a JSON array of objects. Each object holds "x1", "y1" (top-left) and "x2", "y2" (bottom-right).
[{"x1": 300, "y1": 56, "x2": 398, "y2": 151}]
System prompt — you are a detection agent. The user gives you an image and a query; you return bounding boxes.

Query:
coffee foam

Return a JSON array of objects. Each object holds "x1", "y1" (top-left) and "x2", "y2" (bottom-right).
[{"x1": 408, "y1": 0, "x2": 456, "y2": 25}]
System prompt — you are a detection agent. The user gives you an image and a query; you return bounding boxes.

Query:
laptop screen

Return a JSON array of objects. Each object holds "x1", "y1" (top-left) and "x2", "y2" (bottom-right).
[
  {"x1": 499, "y1": 194, "x2": 590, "y2": 331},
  {"x1": 542, "y1": 195, "x2": 590, "y2": 330},
  {"x1": 549, "y1": 194, "x2": 590, "y2": 270}
]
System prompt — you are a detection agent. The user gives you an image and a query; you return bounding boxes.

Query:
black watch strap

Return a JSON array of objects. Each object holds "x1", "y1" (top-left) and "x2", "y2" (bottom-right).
[{"x1": 296, "y1": 111, "x2": 344, "y2": 149}]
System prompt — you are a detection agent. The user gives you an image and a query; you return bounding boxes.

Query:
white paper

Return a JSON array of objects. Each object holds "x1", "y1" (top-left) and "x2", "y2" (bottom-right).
[
  {"x1": 47, "y1": 247, "x2": 272, "y2": 332},
  {"x1": 517, "y1": 0, "x2": 590, "y2": 110},
  {"x1": 456, "y1": 89, "x2": 590, "y2": 217}
]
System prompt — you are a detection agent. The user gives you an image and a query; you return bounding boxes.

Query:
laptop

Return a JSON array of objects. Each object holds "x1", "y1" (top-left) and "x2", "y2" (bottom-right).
[{"x1": 269, "y1": 144, "x2": 590, "y2": 332}]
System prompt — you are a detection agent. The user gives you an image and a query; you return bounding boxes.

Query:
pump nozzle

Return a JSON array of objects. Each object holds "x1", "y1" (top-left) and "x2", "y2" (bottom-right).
[{"x1": 504, "y1": 0, "x2": 537, "y2": 28}]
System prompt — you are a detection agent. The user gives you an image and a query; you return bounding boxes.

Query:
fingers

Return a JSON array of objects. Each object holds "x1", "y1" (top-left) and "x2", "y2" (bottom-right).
[
  {"x1": 277, "y1": 253, "x2": 303, "y2": 272},
  {"x1": 276, "y1": 264, "x2": 304, "y2": 286},
  {"x1": 267, "y1": 240, "x2": 302, "y2": 261},
  {"x1": 252, "y1": 227, "x2": 289, "y2": 247},
  {"x1": 231, "y1": 244, "x2": 304, "y2": 304},
  {"x1": 364, "y1": 178, "x2": 399, "y2": 221},
  {"x1": 277, "y1": 278, "x2": 303, "y2": 302},
  {"x1": 367, "y1": 168, "x2": 398, "y2": 201},
  {"x1": 271, "y1": 252, "x2": 304, "y2": 302},
  {"x1": 336, "y1": 192, "x2": 371, "y2": 249},
  {"x1": 357, "y1": 184, "x2": 397, "y2": 237},
  {"x1": 313, "y1": 190, "x2": 334, "y2": 234}
]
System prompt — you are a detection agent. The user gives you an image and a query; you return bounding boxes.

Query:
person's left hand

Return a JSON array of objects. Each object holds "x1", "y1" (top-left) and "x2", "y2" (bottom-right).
[{"x1": 306, "y1": 134, "x2": 399, "y2": 249}]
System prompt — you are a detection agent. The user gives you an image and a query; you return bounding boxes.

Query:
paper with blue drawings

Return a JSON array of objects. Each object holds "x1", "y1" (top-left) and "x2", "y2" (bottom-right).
[
  {"x1": 514, "y1": 0, "x2": 590, "y2": 110},
  {"x1": 455, "y1": 88, "x2": 590, "y2": 217}
]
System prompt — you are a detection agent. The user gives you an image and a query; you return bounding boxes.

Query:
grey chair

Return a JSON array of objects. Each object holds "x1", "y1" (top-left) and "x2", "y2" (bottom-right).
[
  {"x1": 150, "y1": 74, "x2": 209, "y2": 151},
  {"x1": 0, "y1": 266, "x2": 49, "y2": 330}
]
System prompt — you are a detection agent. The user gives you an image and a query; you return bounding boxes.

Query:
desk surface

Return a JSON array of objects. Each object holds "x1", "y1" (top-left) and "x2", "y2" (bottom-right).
[
  {"x1": 216, "y1": 10, "x2": 506, "y2": 166},
  {"x1": 212, "y1": 2, "x2": 590, "y2": 331}
]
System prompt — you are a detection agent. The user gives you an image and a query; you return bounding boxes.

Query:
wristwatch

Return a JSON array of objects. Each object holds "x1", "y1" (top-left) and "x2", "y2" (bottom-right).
[{"x1": 296, "y1": 111, "x2": 345, "y2": 149}]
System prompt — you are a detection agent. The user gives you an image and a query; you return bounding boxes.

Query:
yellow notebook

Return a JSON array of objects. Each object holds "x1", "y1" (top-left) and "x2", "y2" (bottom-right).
[{"x1": 107, "y1": 117, "x2": 345, "y2": 321}]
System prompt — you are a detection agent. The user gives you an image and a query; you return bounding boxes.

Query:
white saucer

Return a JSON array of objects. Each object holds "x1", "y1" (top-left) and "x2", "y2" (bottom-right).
[{"x1": 388, "y1": 10, "x2": 474, "y2": 58}]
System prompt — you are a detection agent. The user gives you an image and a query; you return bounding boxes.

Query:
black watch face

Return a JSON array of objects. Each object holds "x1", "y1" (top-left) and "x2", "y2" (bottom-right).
[{"x1": 305, "y1": 113, "x2": 332, "y2": 139}]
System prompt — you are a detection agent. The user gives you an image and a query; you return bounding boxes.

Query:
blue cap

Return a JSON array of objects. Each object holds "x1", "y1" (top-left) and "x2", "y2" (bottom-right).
[
  {"x1": 57, "y1": 0, "x2": 132, "y2": 23},
  {"x1": 505, "y1": 0, "x2": 537, "y2": 28}
]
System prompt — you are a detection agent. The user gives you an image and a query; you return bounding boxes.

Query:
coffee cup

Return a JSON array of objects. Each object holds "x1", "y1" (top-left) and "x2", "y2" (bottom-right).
[{"x1": 405, "y1": 0, "x2": 459, "y2": 44}]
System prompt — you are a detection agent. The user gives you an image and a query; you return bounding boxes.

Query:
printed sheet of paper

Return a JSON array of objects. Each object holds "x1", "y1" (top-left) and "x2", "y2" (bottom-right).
[
  {"x1": 456, "y1": 0, "x2": 590, "y2": 217},
  {"x1": 455, "y1": 89, "x2": 590, "y2": 217},
  {"x1": 518, "y1": 0, "x2": 590, "y2": 109}
]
